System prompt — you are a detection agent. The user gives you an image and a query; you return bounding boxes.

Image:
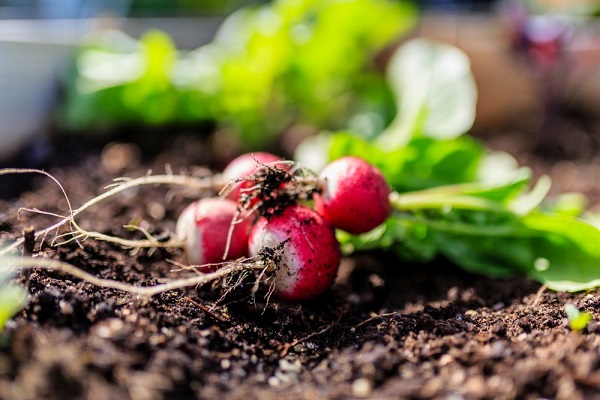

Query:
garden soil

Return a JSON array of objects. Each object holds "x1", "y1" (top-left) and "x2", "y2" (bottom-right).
[{"x1": 2, "y1": 131, "x2": 600, "y2": 400}]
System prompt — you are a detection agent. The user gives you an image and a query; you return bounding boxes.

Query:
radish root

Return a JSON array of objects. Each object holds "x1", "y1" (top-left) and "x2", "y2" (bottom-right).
[
  {"x1": 0, "y1": 256, "x2": 266, "y2": 298},
  {"x1": 0, "y1": 169, "x2": 226, "y2": 256}
]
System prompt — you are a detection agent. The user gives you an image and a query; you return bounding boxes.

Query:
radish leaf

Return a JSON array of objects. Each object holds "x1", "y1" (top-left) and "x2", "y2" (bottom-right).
[{"x1": 377, "y1": 38, "x2": 478, "y2": 147}]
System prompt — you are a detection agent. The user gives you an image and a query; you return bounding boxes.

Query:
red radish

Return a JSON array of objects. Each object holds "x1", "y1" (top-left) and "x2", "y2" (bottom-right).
[
  {"x1": 314, "y1": 156, "x2": 390, "y2": 234},
  {"x1": 222, "y1": 152, "x2": 285, "y2": 202},
  {"x1": 176, "y1": 198, "x2": 249, "y2": 268},
  {"x1": 248, "y1": 205, "x2": 340, "y2": 301}
]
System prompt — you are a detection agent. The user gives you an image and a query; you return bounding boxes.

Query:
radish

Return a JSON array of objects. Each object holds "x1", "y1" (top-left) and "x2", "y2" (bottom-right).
[
  {"x1": 222, "y1": 152, "x2": 285, "y2": 203},
  {"x1": 314, "y1": 156, "x2": 391, "y2": 234},
  {"x1": 176, "y1": 198, "x2": 250, "y2": 268},
  {"x1": 248, "y1": 205, "x2": 340, "y2": 301}
]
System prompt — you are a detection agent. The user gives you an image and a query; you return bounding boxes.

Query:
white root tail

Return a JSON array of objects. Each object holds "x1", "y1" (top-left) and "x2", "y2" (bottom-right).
[
  {"x1": 0, "y1": 256, "x2": 265, "y2": 298},
  {"x1": 0, "y1": 170, "x2": 226, "y2": 256}
]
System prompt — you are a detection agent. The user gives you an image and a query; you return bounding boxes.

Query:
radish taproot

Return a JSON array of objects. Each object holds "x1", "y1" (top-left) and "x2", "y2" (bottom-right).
[
  {"x1": 314, "y1": 156, "x2": 391, "y2": 234},
  {"x1": 248, "y1": 205, "x2": 340, "y2": 301},
  {"x1": 222, "y1": 152, "x2": 285, "y2": 202},
  {"x1": 176, "y1": 198, "x2": 250, "y2": 267}
]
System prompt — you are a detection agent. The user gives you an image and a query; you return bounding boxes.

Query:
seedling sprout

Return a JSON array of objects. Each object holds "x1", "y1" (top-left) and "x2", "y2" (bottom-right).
[{"x1": 565, "y1": 304, "x2": 593, "y2": 333}]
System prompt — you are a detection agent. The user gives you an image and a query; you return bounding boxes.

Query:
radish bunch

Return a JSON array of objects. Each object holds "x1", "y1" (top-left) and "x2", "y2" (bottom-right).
[{"x1": 176, "y1": 153, "x2": 391, "y2": 301}]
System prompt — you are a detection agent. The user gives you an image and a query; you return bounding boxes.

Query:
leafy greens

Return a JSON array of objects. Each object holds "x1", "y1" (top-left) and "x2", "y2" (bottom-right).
[
  {"x1": 297, "y1": 38, "x2": 600, "y2": 292},
  {"x1": 0, "y1": 267, "x2": 27, "y2": 331}
]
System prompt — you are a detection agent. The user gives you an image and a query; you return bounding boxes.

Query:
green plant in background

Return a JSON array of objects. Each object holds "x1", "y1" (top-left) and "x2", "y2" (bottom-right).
[
  {"x1": 61, "y1": 0, "x2": 416, "y2": 146},
  {"x1": 208, "y1": 0, "x2": 415, "y2": 145},
  {"x1": 565, "y1": 304, "x2": 593, "y2": 332},
  {"x1": 127, "y1": 0, "x2": 260, "y2": 16},
  {"x1": 62, "y1": 30, "x2": 187, "y2": 131},
  {"x1": 0, "y1": 267, "x2": 27, "y2": 331}
]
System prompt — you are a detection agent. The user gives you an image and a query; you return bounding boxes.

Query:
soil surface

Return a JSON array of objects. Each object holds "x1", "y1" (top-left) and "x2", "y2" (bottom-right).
[{"x1": 2, "y1": 132, "x2": 600, "y2": 400}]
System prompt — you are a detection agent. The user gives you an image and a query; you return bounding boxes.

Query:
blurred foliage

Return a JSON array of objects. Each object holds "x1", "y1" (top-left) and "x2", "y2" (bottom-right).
[
  {"x1": 128, "y1": 0, "x2": 265, "y2": 16},
  {"x1": 378, "y1": 38, "x2": 477, "y2": 145},
  {"x1": 0, "y1": 268, "x2": 27, "y2": 332},
  {"x1": 565, "y1": 304, "x2": 593, "y2": 332},
  {"x1": 61, "y1": 0, "x2": 417, "y2": 147},
  {"x1": 518, "y1": 0, "x2": 600, "y2": 16}
]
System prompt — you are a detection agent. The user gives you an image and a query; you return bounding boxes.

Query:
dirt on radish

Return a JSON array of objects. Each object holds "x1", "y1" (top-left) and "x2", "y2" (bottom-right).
[{"x1": 2, "y1": 135, "x2": 600, "y2": 399}]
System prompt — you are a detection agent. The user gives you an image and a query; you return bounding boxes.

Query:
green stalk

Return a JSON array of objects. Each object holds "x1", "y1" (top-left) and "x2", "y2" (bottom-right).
[
  {"x1": 396, "y1": 213, "x2": 530, "y2": 237},
  {"x1": 388, "y1": 189, "x2": 534, "y2": 238},
  {"x1": 389, "y1": 191, "x2": 509, "y2": 213}
]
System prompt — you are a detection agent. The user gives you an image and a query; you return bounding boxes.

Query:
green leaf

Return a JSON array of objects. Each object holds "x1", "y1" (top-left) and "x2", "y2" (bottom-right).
[
  {"x1": 0, "y1": 285, "x2": 27, "y2": 331},
  {"x1": 0, "y1": 259, "x2": 28, "y2": 331},
  {"x1": 431, "y1": 212, "x2": 600, "y2": 291},
  {"x1": 435, "y1": 232, "x2": 530, "y2": 278},
  {"x1": 392, "y1": 136, "x2": 484, "y2": 191},
  {"x1": 328, "y1": 132, "x2": 386, "y2": 165},
  {"x1": 337, "y1": 217, "x2": 438, "y2": 263},
  {"x1": 518, "y1": 213, "x2": 600, "y2": 291},
  {"x1": 541, "y1": 193, "x2": 588, "y2": 217},
  {"x1": 122, "y1": 30, "x2": 179, "y2": 125},
  {"x1": 523, "y1": 212, "x2": 600, "y2": 258},
  {"x1": 377, "y1": 38, "x2": 477, "y2": 147},
  {"x1": 77, "y1": 51, "x2": 143, "y2": 92}
]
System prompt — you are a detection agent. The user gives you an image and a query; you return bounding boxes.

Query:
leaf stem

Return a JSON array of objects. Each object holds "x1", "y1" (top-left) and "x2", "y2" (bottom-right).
[
  {"x1": 389, "y1": 191, "x2": 509, "y2": 213},
  {"x1": 396, "y1": 213, "x2": 529, "y2": 237}
]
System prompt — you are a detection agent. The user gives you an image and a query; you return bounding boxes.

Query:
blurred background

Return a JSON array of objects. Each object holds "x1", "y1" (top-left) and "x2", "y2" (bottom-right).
[{"x1": 1, "y1": 0, "x2": 600, "y2": 164}]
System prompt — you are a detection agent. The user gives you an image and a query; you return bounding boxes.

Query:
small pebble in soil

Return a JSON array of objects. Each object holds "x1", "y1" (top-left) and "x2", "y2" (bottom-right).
[
  {"x1": 445, "y1": 394, "x2": 466, "y2": 400},
  {"x1": 273, "y1": 358, "x2": 302, "y2": 385},
  {"x1": 101, "y1": 142, "x2": 141, "y2": 174},
  {"x1": 351, "y1": 378, "x2": 373, "y2": 398},
  {"x1": 93, "y1": 318, "x2": 124, "y2": 339},
  {"x1": 147, "y1": 201, "x2": 166, "y2": 220},
  {"x1": 59, "y1": 299, "x2": 73, "y2": 315},
  {"x1": 439, "y1": 354, "x2": 454, "y2": 366},
  {"x1": 267, "y1": 376, "x2": 280, "y2": 387},
  {"x1": 221, "y1": 359, "x2": 231, "y2": 370}
]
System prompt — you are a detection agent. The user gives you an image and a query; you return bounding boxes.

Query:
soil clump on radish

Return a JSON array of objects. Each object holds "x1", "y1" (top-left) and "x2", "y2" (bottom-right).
[{"x1": 1, "y1": 135, "x2": 600, "y2": 399}]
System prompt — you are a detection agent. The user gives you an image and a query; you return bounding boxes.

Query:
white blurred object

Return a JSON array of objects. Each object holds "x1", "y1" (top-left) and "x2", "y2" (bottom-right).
[
  {"x1": 0, "y1": 17, "x2": 221, "y2": 160},
  {"x1": 0, "y1": 19, "x2": 89, "y2": 159}
]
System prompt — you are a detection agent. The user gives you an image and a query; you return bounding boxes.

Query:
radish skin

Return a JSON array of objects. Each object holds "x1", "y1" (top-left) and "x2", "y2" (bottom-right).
[
  {"x1": 248, "y1": 205, "x2": 340, "y2": 301},
  {"x1": 314, "y1": 156, "x2": 391, "y2": 234},
  {"x1": 222, "y1": 152, "x2": 285, "y2": 202},
  {"x1": 176, "y1": 198, "x2": 249, "y2": 268}
]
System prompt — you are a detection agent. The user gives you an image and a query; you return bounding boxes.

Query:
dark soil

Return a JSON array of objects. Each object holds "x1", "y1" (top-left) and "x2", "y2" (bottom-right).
[{"x1": 2, "y1": 133, "x2": 600, "y2": 400}]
